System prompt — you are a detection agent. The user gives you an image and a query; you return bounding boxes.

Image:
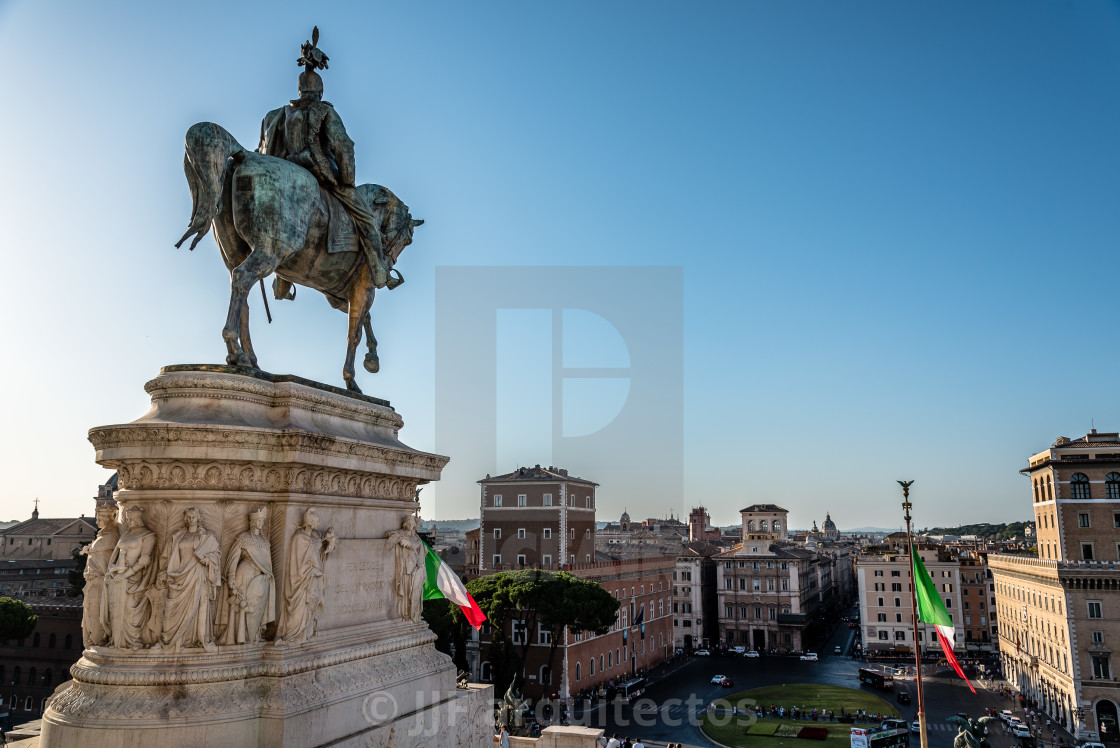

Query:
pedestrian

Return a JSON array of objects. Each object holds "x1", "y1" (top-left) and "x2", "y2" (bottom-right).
[
  {"x1": 606, "y1": 734, "x2": 621, "y2": 748},
  {"x1": 495, "y1": 726, "x2": 509, "y2": 748},
  {"x1": 633, "y1": 739, "x2": 645, "y2": 748},
  {"x1": 622, "y1": 738, "x2": 632, "y2": 748}
]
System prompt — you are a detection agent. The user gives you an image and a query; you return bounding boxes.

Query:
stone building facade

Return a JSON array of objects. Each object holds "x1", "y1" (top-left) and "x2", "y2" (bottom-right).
[
  {"x1": 0, "y1": 597, "x2": 83, "y2": 721},
  {"x1": 674, "y1": 542, "x2": 719, "y2": 650},
  {"x1": 855, "y1": 546, "x2": 965, "y2": 656},
  {"x1": 990, "y1": 430, "x2": 1120, "y2": 741},
  {"x1": 715, "y1": 505, "x2": 841, "y2": 652},
  {"x1": 478, "y1": 466, "x2": 597, "y2": 571}
]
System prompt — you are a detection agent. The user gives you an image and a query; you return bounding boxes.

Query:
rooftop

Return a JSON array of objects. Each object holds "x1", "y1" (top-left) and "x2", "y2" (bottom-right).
[
  {"x1": 479, "y1": 465, "x2": 598, "y2": 485},
  {"x1": 740, "y1": 504, "x2": 788, "y2": 514}
]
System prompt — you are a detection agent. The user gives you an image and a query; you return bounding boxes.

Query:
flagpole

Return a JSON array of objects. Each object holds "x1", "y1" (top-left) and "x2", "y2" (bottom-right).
[{"x1": 899, "y1": 480, "x2": 928, "y2": 748}]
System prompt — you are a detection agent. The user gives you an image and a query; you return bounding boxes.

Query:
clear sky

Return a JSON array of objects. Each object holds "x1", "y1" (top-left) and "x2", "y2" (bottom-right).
[{"x1": 2, "y1": 1, "x2": 1118, "y2": 530}]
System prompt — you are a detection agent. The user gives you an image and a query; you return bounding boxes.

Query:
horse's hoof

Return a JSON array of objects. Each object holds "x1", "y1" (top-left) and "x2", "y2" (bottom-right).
[
  {"x1": 364, "y1": 354, "x2": 380, "y2": 374},
  {"x1": 346, "y1": 380, "x2": 363, "y2": 395},
  {"x1": 226, "y1": 353, "x2": 251, "y2": 368}
]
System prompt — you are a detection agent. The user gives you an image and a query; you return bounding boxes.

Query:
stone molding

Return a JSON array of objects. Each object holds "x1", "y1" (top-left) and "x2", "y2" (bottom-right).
[
  {"x1": 48, "y1": 645, "x2": 452, "y2": 721},
  {"x1": 110, "y1": 458, "x2": 422, "y2": 500},
  {"x1": 73, "y1": 626, "x2": 437, "y2": 686}
]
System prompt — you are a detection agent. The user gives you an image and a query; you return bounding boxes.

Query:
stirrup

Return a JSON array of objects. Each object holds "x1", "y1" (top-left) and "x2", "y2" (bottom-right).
[{"x1": 386, "y1": 268, "x2": 405, "y2": 290}]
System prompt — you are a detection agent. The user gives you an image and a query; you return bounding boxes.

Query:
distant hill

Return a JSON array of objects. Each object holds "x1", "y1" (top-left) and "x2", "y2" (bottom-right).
[{"x1": 922, "y1": 521, "x2": 1033, "y2": 539}]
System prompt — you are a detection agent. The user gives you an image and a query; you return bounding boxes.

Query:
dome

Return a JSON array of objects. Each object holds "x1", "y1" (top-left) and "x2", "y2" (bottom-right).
[{"x1": 621, "y1": 509, "x2": 630, "y2": 523}]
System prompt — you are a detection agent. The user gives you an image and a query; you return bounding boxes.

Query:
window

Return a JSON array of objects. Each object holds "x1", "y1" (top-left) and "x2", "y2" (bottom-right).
[
  {"x1": 760, "y1": 521, "x2": 768, "y2": 531},
  {"x1": 1092, "y1": 630, "x2": 1104, "y2": 644},
  {"x1": 493, "y1": 528, "x2": 501, "y2": 539},
  {"x1": 493, "y1": 554, "x2": 501, "y2": 566},
  {"x1": 896, "y1": 613, "x2": 903, "y2": 623},
  {"x1": 575, "y1": 662, "x2": 581, "y2": 681},
  {"x1": 895, "y1": 631, "x2": 906, "y2": 641},
  {"x1": 755, "y1": 606, "x2": 762, "y2": 619},
  {"x1": 1082, "y1": 543, "x2": 1095, "y2": 561},
  {"x1": 517, "y1": 528, "x2": 526, "y2": 539},
  {"x1": 738, "y1": 579, "x2": 746, "y2": 590},
  {"x1": 590, "y1": 657, "x2": 595, "y2": 676},
  {"x1": 874, "y1": 570, "x2": 883, "y2": 577},
  {"x1": 878, "y1": 631, "x2": 888, "y2": 640},
  {"x1": 543, "y1": 528, "x2": 551, "y2": 539},
  {"x1": 1107, "y1": 473, "x2": 1120, "y2": 500},
  {"x1": 725, "y1": 579, "x2": 732, "y2": 589},
  {"x1": 517, "y1": 554, "x2": 526, "y2": 565},
  {"x1": 570, "y1": 529, "x2": 575, "y2": 539},
  {"x1": 586, "y1": 529, "x2": 591, "y2": 539},
  {"x1": 769, "y1": 608, "x2": 776, "y2": 620},
  {"x1": 493, "y1": 494, "x2": 503, "y2": 507},
  {"x1": 891, "y1": 570, "x2": 901, "y2": 577},
  {"x1": 586, "y1": 497, "x2": 590, "y2": 508},
  {"x1": 877, "y1": 613, "x2": 887, "y2": 622},
  {"x1": 1079, "y1": 513, "x2": 1091, "y2": 528},
  {"x1": 543, "y1": 554, "x2": 552, "y2": 566},
  {"x1": 878, "y1": 597, "x2": 884, "y2": 606},
  {"x1": 891, "y1": 583, "x2": 902, "y2": 592},
  {"x1": 1092, "y1": 656, "x2": 1111, "y2": 679},
  {"x1": 773, "y1": 521, "x2": 781, "y2": 533},
  {"x1": 894, "y1": 597, "x2": 901, "y2": 607},
  {"x1": 586, "y1": 554, "x2": 591, "y2": 563},
  {"x1": 1071, "y1": 473, "x2": 1091, "y2": 500},
  {"x1": 517, "y1": 494, "x2": 526, "y2": 507},
  {"x1": 1089, "y1": 601, "x2": 1103, "y2": 618},
  {"x1": 543, "y1": 493, "x2": 553, "y2": 506}
]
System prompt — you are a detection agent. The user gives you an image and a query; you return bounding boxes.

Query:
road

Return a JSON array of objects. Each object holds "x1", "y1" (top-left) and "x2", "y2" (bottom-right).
[{"x1": 554, "y1": 621, "x2": 1045, "y2": 748}]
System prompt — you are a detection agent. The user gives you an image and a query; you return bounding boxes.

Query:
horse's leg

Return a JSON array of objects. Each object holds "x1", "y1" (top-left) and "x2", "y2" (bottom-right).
[
  {"x1": 224, "y1": 250, "x2": 281, "y2": 368},
  {"x1": 240, "y1": 301, "x2": 258, "y2": 368},
  {"x1": 343, "y1": 271, "x2": 375, "y2": 393},
  {"x1": 362, "y1": 312, "x2": 379, "y2": 373}
]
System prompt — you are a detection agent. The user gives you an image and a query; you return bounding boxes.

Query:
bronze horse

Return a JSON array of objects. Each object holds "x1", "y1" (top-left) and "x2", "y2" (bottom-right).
[{"x1": 175, "y1": 121, "x2": 421, "y2": 393}]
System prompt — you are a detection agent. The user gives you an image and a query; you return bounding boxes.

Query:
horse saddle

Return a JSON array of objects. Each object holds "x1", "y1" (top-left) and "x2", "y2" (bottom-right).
[{"x1": 323, "y1": 189, "x2": 360, "y2": 255}]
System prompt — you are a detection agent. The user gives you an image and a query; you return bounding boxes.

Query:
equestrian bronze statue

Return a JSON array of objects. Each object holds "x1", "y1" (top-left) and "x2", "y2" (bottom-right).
[{"x1": 175, "y1": 27, "x2": 420, "y2": 393}]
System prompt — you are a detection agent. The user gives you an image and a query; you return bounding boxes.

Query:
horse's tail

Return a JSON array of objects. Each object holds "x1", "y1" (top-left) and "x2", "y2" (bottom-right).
[{"x1": 175, "y1": 122, "x2": 247, "y2": 251}]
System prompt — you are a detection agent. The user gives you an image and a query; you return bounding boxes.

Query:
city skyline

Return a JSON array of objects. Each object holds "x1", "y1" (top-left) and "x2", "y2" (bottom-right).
[{"x1": 2, "y1": 2, "x2": 1118, "y2": 526}]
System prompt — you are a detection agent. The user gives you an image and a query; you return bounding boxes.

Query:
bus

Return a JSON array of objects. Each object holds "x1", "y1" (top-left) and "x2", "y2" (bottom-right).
[
  {"x1": 859, "y1": 667, "x2": 895, "y2": 690},
  {"x1": 852, "y1": 727, "x2": 910, "y2": 748},
  {"x1": 614, "y1": 677, "x2": 647, "y2": 702}
]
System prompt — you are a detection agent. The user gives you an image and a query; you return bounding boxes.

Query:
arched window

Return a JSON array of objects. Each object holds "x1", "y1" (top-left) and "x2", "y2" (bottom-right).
[
  {"x1": 747, "y1": 520, "x2": 755, "y2": 532},
  {"x1": 1033, "y1": 479, "x2": 1040, "y2": 502},
  {"x1": 760, "y1": 521, "x2": 768, "y2": 531},
  {"x1": 599, "y1": 654, "x2": 604, "y2": 672},
  {"x1": 1106, "y1": 473, "x2": 1120, "y2": 500},
  {"x1": 590, "y1": 657, "x2": 595, "y2": 676},
  {"x1": 608, "y1": 650, "x2": 613, "y2": 668},
  {"x1": 48, "y1": 633, "x2": 56, "y2": 648},
  {"x1": 615, "y1": 648, "x2": 620, "y2": 665},
  {"x1": 1046, "y1": 477, "x2": 1053, "y2": 500},
  {"x1": 773, "y1": 521, "x2": 781, "y2": 534},
  {"x1": 480, "y1": 662, "x2": 492, "y2": 682},
  {"x1": 1071, "y1": 473, "x2": 1091, "y2": 500},
  {"x1": 539, "y1": 665, "x2": 551, "y2": 685},
  {"x1": 24, "y1": 696, "x2": 33, "y2": 711},
  {"x1": 575, "y1": 662, "x2": 581, "y2": 681}
]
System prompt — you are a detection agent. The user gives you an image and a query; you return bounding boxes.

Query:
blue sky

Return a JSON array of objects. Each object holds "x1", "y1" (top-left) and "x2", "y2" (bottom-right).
[{"x1": 2, "y1": 1, "x2": 1118, "y2": 529}]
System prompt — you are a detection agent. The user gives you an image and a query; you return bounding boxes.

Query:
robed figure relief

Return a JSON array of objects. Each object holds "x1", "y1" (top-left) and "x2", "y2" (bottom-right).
[
  {"x1": 81, "y1": 503, "x2": 120, "y2": 647},
  {"x1": 387, "y1": 514, "x2": 425, "y2": 623},
  {"x1": 276, "y1": 508, "x2": 336, "y2": 644},
  {"x1": 218, "y1": 507, "x2": 275, "y2": 645},
  {"x1": 155, "y1": 507, "x2": 222, "y2": 652},
  {"x1": 102, "y1": 505, "x2": 159, "y2": 649}
]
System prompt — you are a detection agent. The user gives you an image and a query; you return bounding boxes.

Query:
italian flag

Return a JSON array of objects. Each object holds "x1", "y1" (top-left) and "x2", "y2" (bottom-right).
[
  {"x1": 422, "y1": 541, "x2": 487, "y2": 630},
  {"x1": 911, "y1": 541, "x2": 975, "y2": 694}
]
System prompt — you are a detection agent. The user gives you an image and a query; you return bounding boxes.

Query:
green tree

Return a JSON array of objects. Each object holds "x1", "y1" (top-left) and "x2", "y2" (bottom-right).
[
  {"x1": 460, "y1": 570, "x2": 619, "y2": 695},
  {"x1": 0, "y1": 597, "x2": 37, "y2": 642}
]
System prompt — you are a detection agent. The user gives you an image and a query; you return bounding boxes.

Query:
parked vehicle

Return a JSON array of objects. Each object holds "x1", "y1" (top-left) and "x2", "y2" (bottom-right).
[
  {"x1": 694, "y1": 649, "x2": 710, "y2": 656},
  {"x1": 800, "y1": 652, "x2": 819, "y2": 661},
  {"x1": 744, "y1": 650, "x2": 760, "y2": 658},
  {"x1": 911, "y1": 721, "x2": 921, "y2": 734},
  {"x1": 729, "y1": 646, "x2": 747, "y2": 655},
  {"x1": 1012, "y1": 725, "x2": 1033, "y2": 739},
  {"x1": 897, "y1": 692, "x2": 911, "y2": 705},
  {"x1": 710, "y1": 674, "x2": 727, "y2": 684}
]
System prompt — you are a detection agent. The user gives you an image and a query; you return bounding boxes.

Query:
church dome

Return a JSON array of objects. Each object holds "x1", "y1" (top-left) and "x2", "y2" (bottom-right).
[{"x1": 621, "y1": 510, "x2": 630, "y2": 523}]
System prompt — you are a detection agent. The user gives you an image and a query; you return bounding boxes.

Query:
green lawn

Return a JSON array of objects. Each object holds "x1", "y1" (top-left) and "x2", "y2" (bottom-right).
[{"x1": 701, "y1": 684, "x2": 901, "y2": 748}]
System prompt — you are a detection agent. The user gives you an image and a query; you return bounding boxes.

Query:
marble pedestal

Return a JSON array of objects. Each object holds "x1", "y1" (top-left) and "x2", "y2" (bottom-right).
[{"x1": 41, "y1": 366, "x2": 492, "y2": 747}]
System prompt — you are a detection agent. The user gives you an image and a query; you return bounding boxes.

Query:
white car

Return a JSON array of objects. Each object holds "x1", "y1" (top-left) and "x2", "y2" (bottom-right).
[
  {"x1": 694, "y1": 649, "x2": 710, "y2": 656},
  {"x1": 999, "y1": 711, "x2": 1015, "y2": 724},
  {"x1": 1011, "y1": 725, "x2": 1033, "y2": 739},
  {"x1": 729, "y1": 646, "x2": 747, "y2": 655},
  {"x1": 911, "y1": 721, "x2": 921, "y2": 734},
  {"x1": 800, "y1": 652, "x2": 819, "y2": 661},
  {"x1": 744, "y1": 650, "x2": 760, "y2": 658},
  {"x1": 710, "y1": 674, "x2": 726, "y2": 684},
  {"x1": 1079, "y1": 742, "x2": 1106, "y2": 748}
]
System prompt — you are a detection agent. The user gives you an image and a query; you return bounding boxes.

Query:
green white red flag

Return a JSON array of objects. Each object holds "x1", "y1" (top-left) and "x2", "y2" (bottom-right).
[
  {"x1": 911, "y1": 541, "x2": 975, "y2": 694},
  {"x1": 422, "y1": 541, "x2": 487, "y2": 630}
]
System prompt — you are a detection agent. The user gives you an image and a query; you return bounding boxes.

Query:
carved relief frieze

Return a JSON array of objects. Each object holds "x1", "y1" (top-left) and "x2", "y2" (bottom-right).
[{"x1": 114, "y1": 460, "x2": 418, "y2": 500}]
